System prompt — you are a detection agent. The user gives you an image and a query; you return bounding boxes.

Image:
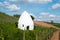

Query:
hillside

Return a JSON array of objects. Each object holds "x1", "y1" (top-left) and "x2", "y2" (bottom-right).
[
  {"x1": 0, "y1": 21, "x2": 57, "y2": 40},
  {"x1": 0, "y1": 12, "x2": 59, "y2": 28},
  {"x1": 34, "y1": 21, "x2": 59, "y2": 29},
  {"x1": 0, "y1": 12, "x2": 17, "y2": 23},
  {"x1": 46, "y1": 22, "x2": 60, "y2": 28},
  {"x1": 0, "y1": 12, "x2": 59, "y2": 40}
]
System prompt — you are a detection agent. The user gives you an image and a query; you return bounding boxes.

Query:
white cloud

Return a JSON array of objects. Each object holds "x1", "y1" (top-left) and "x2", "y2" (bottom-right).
[
  {"x1": 49, "y1": 14, "x2": 56, "y2": 18},
  {"x1": 0, "y1": 1, "x2": 20, "y2": 11},
  {"x1": 0, "y1": 1, "x2": 10, "y2": 7},
  {"x1": 6, "y1": 4, "x2": 20, "y2": 11},
  {"x1": 40, "y1": 12, "x2": 49, "y2": 16},
  {"x1": 0, "y1": 2, "x2": 4, "y2": 6},
  {"x1": 52, "y1": 3, "x2": 60, "y2": 9},
  {"x1": 9, "y1": 0, "x2": 17, "y2": 2},
  {"x1": 39, "y1": 12, "x2": 49, "y2": 18},
  {"x1": 9, "y1": 0, "x2": 52, "y2": 4},
  {"x1": 39, "y1": 12, "x2": 60, "y2": 22},
  {"x1": 4, "y1": 1, "x2": 10, "y2": 5},
  {"x1": 38, "y1": 0, "x2": 52, "y2": 4},
  {"x1": 49, "y1": 14, "x2": 56, "y2": 20},
  {"x1": 57, "y1": 16, "x2": 60, "y2": 18}
]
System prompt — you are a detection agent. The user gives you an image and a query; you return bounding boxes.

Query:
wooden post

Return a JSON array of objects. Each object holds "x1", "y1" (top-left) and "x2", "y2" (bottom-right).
[
  {"x1": 23, "y1": 29, "x2": 25, "y2": 40},
  {"x1": 36, "y1": 26, "x2": 38, "y2": 40},
  {"x1": 36, "y1": 30, "x2": 38, "y2": 40}
]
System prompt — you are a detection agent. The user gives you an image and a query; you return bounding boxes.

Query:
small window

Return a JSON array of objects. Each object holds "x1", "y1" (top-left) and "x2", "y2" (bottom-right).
[{"x1": 22, "y1": 25, "x2": 24, "y2": 27}]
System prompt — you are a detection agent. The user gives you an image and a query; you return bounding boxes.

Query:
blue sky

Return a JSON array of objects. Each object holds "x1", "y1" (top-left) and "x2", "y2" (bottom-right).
[{"x1": 0, "y1": 0, "x2": 60, "y2": 23}]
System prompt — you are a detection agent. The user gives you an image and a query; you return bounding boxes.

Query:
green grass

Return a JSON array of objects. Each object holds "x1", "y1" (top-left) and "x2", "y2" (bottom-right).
[
  {"x1": 0, "y1": 21, "x2": 57, "y2": 40},
  {"x1": 0, "y1": 12, "x2": 57, "y2": 40},
  {"x1": 0, "y1": 12, "x2": 17, "y2": 23}
]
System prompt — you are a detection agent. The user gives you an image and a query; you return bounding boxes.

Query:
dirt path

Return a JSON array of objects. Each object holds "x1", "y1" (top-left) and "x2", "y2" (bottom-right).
[
  {"x1": 34, "y1": 21, "x2": 60, "y2": 40},
  {"x1": 51, "y1": 30, "x2": 60, "y2": 40},
  {"x1": 34, "y1": 21, "x2": 57, "y2": 29}
]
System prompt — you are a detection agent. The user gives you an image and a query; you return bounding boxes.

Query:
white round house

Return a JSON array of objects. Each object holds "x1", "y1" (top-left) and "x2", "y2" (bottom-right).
[{"x1": 18, "y1": 11, "x2": 34, "y2": 30}]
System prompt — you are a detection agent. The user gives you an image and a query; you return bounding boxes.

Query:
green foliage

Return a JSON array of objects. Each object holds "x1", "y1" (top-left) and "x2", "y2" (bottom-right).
[
  {"x1": 13, "y1": 14, "x2": 20, "y2": 20},
  {"x1": 52, "y1": 23, "x2": 60, "y2": 28},
  {"x1": 30, "y1": 15, "x2": 35, "y2": 20},
  {"x1": 34, "y1": 25, "x2": 57, "y2": 40},
  {"x1": 0, "y1": 12, "x2": 17, "y2": 23},
  {"x1": 46, "y1": 22, "x2": 60, "y2": 28},
  {"x1": 13, "y1": 14, "x2": 35, "y2": 20},
  {"x1": 25, "y1": 30, "x2": 36, "y2": 40},
  {"x1": 0, "y1": 12, "x2": 57, "y2": 40},
  {"x1": 0, "y1": 21, "x2": 57, "y2": 40},
  {"x1": 51, "y1": 20, "x2": 54, "y2": 24}
]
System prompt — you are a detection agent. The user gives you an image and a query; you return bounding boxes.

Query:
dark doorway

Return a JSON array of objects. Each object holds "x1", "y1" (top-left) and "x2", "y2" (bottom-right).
[
  {"x1": 15, "y1": 22, "x2": 18, "y2": 28},
  {"x1": 27, "y1": 26, "x2": 29, "y2": 30}
]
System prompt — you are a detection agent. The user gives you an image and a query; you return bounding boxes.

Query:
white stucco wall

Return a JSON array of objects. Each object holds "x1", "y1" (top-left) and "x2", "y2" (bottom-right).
[{"x1": 18, "y1": 11, "x2": 34, "y2": 30}]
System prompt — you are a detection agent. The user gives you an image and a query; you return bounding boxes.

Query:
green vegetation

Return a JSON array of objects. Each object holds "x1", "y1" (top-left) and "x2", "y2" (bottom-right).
[
  {"x1": 51, "y1": 23, "x2": 60, "y2": 28},
  {"x1": 30, "y1": 15, "x2": 35, "y2": 20},
  {"x1": 0, "y1": 21, "x2": 57, "y2": 40},
  {"x1": 46, "y1": 22, "x2": 60, "y2": 28},
  {"x1": 13, "y1": 14, "x2": 35, "y2": 20},
  {"x1": 0, "y1": 12, "x2": 17, "y2": 23},
  {"x1": 13, "y1": 14, "x2": 20, "y2": 20},
  {"x1": 0, "y1": 12, "x2": 57, "y2": 40}
]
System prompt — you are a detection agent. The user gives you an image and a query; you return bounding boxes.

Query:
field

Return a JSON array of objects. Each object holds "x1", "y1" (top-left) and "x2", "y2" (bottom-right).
[
  {"x1": 0, "y1": 12, "x2": 58, "y2": 40},
  {"x1": 0, "y1": 21, "x2": 57, "y2": 40}
]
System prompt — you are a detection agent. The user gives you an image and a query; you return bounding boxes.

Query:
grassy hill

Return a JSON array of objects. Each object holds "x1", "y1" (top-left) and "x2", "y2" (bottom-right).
[
  {"x1": 0, "y1": 22, "x2": 57, "y2": 40},
  {"x1": 0, "y1": 12, "x2": 57, "y2": 40},
  {"x1": 50, "y1": 23, "x2": 60, "y2": 28},
  {"x1": 0, "y1": 12, "x2": 17, "y2": 23},
  {"x1": 45, "y1": 22, "x2": 60, "y2": 28}
]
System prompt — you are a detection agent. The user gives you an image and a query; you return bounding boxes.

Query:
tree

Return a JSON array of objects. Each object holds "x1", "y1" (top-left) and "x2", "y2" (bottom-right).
[
  {"x1": 15, "y1": 22, "x2": 18, "y2": 28},
  {"x1": 51, "y1": 20, "x2": 54, "y2": 24},
  {"x1": 30, "y1": 15, "x2": 35, "y2": 20},
  {"x1": 13, "y1": 14, "x2": 35, "y2": 20},
  {"x1": 13, "y1": 14, "x2": 20, "y2": 19}
]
